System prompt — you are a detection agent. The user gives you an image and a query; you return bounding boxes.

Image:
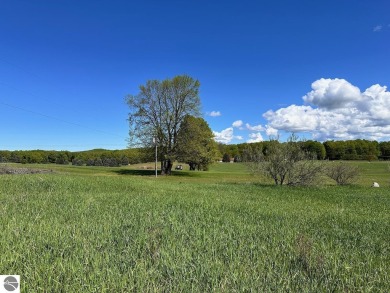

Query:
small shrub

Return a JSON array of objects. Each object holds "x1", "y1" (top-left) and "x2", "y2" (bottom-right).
[
  {"x1": 287, "y1": 159, "x2": 324, "y2": 186},
  {"x1": 325, "y1": 162, "x2": 360, "y2": 185},
  {"x1": 243, "y1": 134, "x2": 324, "y2": 186}
]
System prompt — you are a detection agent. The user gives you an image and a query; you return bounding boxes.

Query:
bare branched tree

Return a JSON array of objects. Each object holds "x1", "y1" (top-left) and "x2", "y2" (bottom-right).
[
  {"x1": 287, "y1": 157, "x2": 324, "y2": 186},
  {"x1": 243, "y1": 134, "x2": 324, "y2": 186},
  {"x1": 325, "y1": 162, "x2": 360, "y2": 185}
]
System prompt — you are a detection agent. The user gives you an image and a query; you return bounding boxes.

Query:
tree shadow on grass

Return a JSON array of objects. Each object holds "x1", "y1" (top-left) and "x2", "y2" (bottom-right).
[
  {"x1": 112, "y1": 169, "x2": 198, "y2": 177},
  {"x1": 113, "y1": 169, "x2": 156, "y2": 176},
  {"x1": 170, "y1": 171, "x2": 200, "y2": 177}
]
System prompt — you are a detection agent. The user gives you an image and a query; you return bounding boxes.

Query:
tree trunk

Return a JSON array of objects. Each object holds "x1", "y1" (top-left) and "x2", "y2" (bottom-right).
[
  {"x1": 161, "y1": 159, "x2": 173, "y2": 175},
  {"x1": 189, "y1": 162, "x2": 196, "y2": 170}
]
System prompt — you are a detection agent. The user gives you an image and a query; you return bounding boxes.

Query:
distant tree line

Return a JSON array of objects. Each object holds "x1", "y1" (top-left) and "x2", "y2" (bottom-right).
[
  {"x1": 0, "y1": 148, "x2": 153, "y2": 166},
  {"x1": 217, "y1": 139, "x2": 390, "y2": 162},
  {"x1": 1, "y1": 140, "x2": 390, "y2": 167}
]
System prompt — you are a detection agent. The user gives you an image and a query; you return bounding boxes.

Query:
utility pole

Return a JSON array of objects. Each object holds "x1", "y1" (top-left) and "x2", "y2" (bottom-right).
[{"x1": 153, "y1": 137, "x2": 157, "y2": 178}]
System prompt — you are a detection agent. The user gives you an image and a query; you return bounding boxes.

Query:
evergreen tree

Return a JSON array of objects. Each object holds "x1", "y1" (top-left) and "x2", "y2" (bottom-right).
[{"x1": 176, "y1": 115, "x2": 218, "y2": 170}]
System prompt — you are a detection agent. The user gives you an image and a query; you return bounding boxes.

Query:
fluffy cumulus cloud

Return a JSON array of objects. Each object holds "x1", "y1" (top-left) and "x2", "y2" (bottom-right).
[
  {"x1": 265, "y1": 125, "x2": 278, "y2": 137},
  {"x1": 213, "y1": 128, "x2": 243, "y2": 144},
  {"x1": 302, "y1": 78, "x2": 361, "y2": 110},
  {"x1": 264, "y1": 78, "x2": 390, "y2": 141},
  {"x1": 245, "y1": 123, "x2": 265, "y2": 131},
  {"x1": 214, "y1": 120, "x2": 279, "y2": 144},
  {"x1": 247, "y1": 132, "x2": 264, "y2": 143},
  {"x1": 213, "y1": 128, "x2": 233, "y2": 143},
  {"x1": 232, "y1": 120, "x2": 243, "y2": 128},
  {"x1": 208, "y1": 111, "x2": 221, "y2": 117}
]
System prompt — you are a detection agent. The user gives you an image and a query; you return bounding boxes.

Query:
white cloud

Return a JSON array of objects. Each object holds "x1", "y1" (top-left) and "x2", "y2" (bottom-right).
[
  {"x1": 264, "y1": 78, "x2": 390, "y2": 141},
  {"x1": 232, "y1": 120, "x2": 243, "y2": 128},
  {"x1": 245, "y1": 123, "x2": 265, "y2": 131},
  {"x1": 247, "y1": 132, "x2": 264, "y2": 143},
  {"x1": 213, "y1": 127, "x2": 243, "y2": 143},
  {"x1": 263, "y1": 105, "x2": 320, "y2": 132},
  {"x1": 265, "y1": 125, "x2": 278, "y2": 137},
  {"x1": 302, "y1": 78, "x2": 361, "y2": 110},
  {"x1": 373, "y1": 25, "x2": 383, "y2": 32},
  {"x1": 208, "y1": 111, "x2": 221, "y2": 117},
  {"x1": 213, "y1": 128, "x2": 234, "y2": 144}
]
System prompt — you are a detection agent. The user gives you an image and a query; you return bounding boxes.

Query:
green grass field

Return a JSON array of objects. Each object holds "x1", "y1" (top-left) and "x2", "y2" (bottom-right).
[{"x1": 1, "y1": 162, "x2": 389, "y2": 291}]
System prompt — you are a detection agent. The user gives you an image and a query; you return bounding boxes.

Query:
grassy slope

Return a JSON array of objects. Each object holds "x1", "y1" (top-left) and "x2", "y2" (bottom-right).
[{"x1": 0, "y1": 162, "x2": 389, "y2": 291}]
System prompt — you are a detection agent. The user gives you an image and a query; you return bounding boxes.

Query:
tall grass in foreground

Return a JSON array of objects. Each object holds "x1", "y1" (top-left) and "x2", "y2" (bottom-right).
[{"x1": 0, "y1": 172, "x2": 389, "y2": 292}]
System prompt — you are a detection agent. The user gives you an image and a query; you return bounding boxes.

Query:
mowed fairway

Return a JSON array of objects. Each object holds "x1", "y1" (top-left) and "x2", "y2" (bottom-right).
[{"x1": 1, "y1": 162, "x2": 389, "y2": 291}]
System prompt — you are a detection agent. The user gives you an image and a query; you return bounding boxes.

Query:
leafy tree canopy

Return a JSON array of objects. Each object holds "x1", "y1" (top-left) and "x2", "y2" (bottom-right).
[
  {"x1": 126, "y1": 75, "x2": 201, "y2": 174},
  {"x1": 176, "y1": 115, "x2": 218, "y2": 171}
]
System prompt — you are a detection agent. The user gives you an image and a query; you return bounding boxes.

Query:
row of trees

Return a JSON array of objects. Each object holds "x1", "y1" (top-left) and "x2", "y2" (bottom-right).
[
  {"x1": 219, "y1": 140, "x2": 390, "y2": 162},
  {"x1": 0, "y1": 148, "x2": 153, "y2": 166},
  {"x1": 3, "y1": 138, "x2": 387, "y2": 168}
]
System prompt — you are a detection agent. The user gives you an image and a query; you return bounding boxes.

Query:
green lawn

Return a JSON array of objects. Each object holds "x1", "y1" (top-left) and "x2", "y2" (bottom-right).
[{"x1": 0, "y1": 162, "x2": 389, "y2": 291}]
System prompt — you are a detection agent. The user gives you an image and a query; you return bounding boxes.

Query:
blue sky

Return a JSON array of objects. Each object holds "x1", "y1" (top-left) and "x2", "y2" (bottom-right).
[{"x1": 1, "y1": 0, "x2": 389, "y2": 151}]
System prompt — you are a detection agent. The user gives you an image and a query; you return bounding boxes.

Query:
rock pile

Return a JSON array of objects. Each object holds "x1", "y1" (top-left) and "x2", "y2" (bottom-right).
[{"x1": 0, "y1": 166, "x2": 53, "y2": 175}]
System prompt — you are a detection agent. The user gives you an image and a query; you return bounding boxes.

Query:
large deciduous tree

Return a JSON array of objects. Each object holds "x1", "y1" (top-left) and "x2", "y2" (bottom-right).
[
  {"x1": 175, "y1": 115, "x2": 218, "y2": 171},
  {"x1": 126, "y1": 75, "x2": 201, "y2": 174}
]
